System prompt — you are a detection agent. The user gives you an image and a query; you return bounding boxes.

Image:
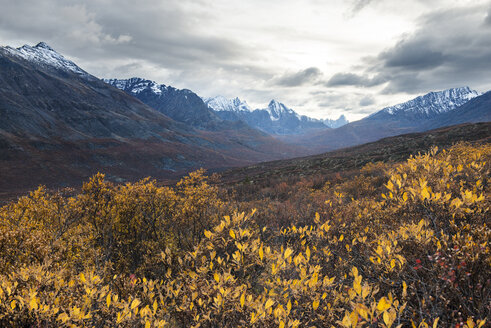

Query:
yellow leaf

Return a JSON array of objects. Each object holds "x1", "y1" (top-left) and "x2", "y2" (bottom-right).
[
  {"x1": 353, "y1": 275, "x2": 362, "y2": 295},
  {"x1": 29, "y1": 298, "x2": 38, "y2": 310},
  {"x1": 284, "y1": 248, "x2": 293, "y2": 259},
  {"x1": 434, "y1": 318, "x2": 440, "y2": 328},
  {"x1": 357, "y1": 305, "x2": 368, "y2": 320},
  {"x1": 250, "y1": 312, "x2": 257, "y2": 324},
  {"x1": 131, "y1": 299, "x2": 141, "y2": 310},
  {"x1": 153, "y1": 300, "x2": 158, "y2": 314},
  {"x1": 204, "y1": 230, "x2": 212, "y2": 239},
  {"x1": 421, "y1": 187, "x2": 430, "y2": 200},
  {"x1": 240, "y1": 293, "x2": 245, "y2": 308},
  {"x1": 259, "y1": 245, "x2": 264, "y2": 261},
  {"x1": 265, "y1": 299, "x2": 274, "y2": 309},
  {"x1": 402, "y1": 281, "x2": 407, "y2": 298},
  {"x1": 214, "y1": 272, "x2": 220, "y2": 283},
  {"x1": 361, "y1": 284, "x2": 370, "y2": 299},
  {"x1": 229, "y1": 229, "x2": 236, "y2": 239},
  {"x1": 402, "y1": 192, "x2": 408, "y2": 202},
  {"x1": 312, "y1": 299, "x2": 319, "y2": 310},
  {"x1": 279, "y1": 320, "x2": 285, "y2": 328},
  {"x1": 377, "y1": 297, "x2": 391, "y2": 312},
  {"x1": 387, "y1": 180, "x2": 394, "y2": 191},
  {"x1": 145, "y1": 321, "x2": 151, "y2": 328},
  {"x1": 339, "y1": 234, "x2": 344, "y2": 242},
  {"x1": 106, "y1": 293, "x2": 111, "y2": 308},
  {"x1": 390, "y1": 259, "x2": 396, "y2": 270},
  {"x1": 10, "y1": 300, "x2": 16, "y2": 310},
  {"x1": 305, "y1": 246, "x2": 311, "y2": 260},
  {"x1": 58, "y1": 313, "x2": 69, "y2": 323},
  {"x1": 383, "y1": 311, "x2": 393, "y2": 328},
  {"x1": 286, "y1": 300, "x2": 292, "y2": 314},
  {"x1": 341, "y1": 313, "x2": 352, "y2": 327},
  {"x1": 80, "y1": 273, "x2": 86, "y2": 283}
]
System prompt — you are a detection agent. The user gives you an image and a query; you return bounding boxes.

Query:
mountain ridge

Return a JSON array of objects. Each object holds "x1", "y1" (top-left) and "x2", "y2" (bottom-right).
[{"x1": 204, "y1": 96, "x2": 338, "y2": 134}]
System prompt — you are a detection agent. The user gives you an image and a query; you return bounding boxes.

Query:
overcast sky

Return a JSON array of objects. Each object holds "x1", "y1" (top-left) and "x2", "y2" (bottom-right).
[{"x1": 1, "y1": 0, "x2": 490, "y2": 121}]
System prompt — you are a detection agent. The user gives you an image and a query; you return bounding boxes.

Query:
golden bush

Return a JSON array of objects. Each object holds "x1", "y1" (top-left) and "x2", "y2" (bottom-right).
[{"x1": 0, "y1": 143, "x2": 488, "y2": 327}]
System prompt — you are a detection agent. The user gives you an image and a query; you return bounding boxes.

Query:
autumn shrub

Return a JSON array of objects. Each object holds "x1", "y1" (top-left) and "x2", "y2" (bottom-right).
[{"x1": 0, "y1": 143, "x2": 488, "y2": 327}]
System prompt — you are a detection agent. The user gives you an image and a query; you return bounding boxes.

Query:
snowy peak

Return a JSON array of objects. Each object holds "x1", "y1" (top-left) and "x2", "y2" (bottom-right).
[
  {"x1": 266, "y1": 99, "x2": 296, "y2": 121},
  {"x1": 379, "y1": 87, "x2": 480, "y2": 117},
  {"x1": 203, "y1": 95, "x2": 252, "y2": 112},
  {"x1": 2, "y1": 42, "x2": 89, "y2": 77},
  {"x1": 104, "y1": 77, "x2": 168, "y2": 95},
  {"x1": 35, "y1": 42, "x2": 56, "y2": 51},
  {"x1": 323, "y1": 115, "x2": 349, "y2": 128}
]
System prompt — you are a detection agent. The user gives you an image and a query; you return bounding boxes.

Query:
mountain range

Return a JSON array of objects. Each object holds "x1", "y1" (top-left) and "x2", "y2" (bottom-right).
[
  {"x1": 286, "y1": 86, "x2": 490, "y2": 151},
  {"x1": 0, "y1": 42, "x2": 302, "y2": 196},
  {"x1": 0, "y1": 41, "x2": 489, "y2": 197},
  {"x1": 203, "y1": 96, "x2": 347, "y2": 134},
  {"x1": 104, "y1": 81, "x2": 348, "y2": 135}
]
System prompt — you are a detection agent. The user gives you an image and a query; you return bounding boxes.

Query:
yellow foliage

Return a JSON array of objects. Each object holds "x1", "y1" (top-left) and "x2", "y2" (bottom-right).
[{"x1": 0, "y1": 144, "x2": 489, "y2": 327}]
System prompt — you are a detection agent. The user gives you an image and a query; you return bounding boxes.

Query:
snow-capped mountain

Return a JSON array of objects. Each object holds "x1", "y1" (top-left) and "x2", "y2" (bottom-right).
[
  {"x1": 1, "y1": 42, "x2": 90, "y2": 77},
  {"x1": 371, "y1": 87, "x2": 480, "y2": 119},
  {"x1": 203, "y1": 96, "x2": 252, "y2": 112},
  {"x1": 296, "y1": 86, "x2": 488, "y2": 152},
  {"x1": 323, "y1": 115, "x2": 349, "y2": 128},
  {"x1": 105, "y1": 78, "x2": 221, "y2": 129},
  {"x1": 204, "y1": 96, "x2": 341, "y2": 135}
]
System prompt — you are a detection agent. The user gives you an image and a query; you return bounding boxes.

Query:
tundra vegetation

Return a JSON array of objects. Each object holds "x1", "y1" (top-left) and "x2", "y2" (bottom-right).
[{"x1": 0, "y1": 143, "x2": 489, "y2": 327}]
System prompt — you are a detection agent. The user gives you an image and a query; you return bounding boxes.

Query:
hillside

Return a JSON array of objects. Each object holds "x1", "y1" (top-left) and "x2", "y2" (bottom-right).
[
  {"x1": 0, "y1": 43, "x2": 304, "y2": 198},
  {"x1": 219, "y1": 122, "x2": 491, "y2": 186}
]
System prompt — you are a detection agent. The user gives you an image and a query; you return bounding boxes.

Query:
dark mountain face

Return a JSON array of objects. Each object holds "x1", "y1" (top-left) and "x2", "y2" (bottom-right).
[
  {"x1": 0, "y1": 43, "x2": 304, "y2": 197},
  {"x1": 0, "y1": 55, "x2": 177, "y2": 141},
  {"x1": 104, "y1": 78, "x2": 222, "y2": 130}
]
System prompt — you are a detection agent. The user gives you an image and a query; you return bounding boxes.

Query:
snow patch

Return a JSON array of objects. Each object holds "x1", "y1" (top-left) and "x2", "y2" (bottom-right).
[
  {"x1": 103, "y1": 78, "x2": 167, "y2": 95},
  {"x1": 3, "y1": 42, "x2": 89, "y2": 77},
  {"x1": 203, "y1": 95, "x2": 252, "y2": 112}
]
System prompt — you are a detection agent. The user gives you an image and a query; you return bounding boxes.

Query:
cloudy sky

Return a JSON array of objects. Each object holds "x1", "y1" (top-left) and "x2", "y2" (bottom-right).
[{"x1": 1, "y1": 0, "x2": 490, "y2": 121}]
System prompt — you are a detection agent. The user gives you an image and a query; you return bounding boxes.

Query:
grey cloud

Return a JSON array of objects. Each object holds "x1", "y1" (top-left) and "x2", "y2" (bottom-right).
[
  {"x1": 359, "y1": 95, "x2": 375, "y2": 107},
  {"x1": 350, "y1": 0, "x2": 375, "y2": 14},
  {"x1": 0, "y1": 0, "x2": 256, "y2": 73},
  {"x1": 379, "y1": 38, "x2": 445, "y2": 70},
  {"x1": 338, "y1": 5, "x2": 491, "y2": 94},
  {"x1": 326, "y1": 73, "x2": 386, "y2": 87},
  {"x1": 274, "y1": 67, "x2": 322, "y2": 87}
]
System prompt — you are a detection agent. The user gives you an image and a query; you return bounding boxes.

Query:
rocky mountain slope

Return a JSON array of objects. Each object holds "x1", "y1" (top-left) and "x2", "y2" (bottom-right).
[{"x1": 104, "y1": 78, "x2": 223, "y2": 130}]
